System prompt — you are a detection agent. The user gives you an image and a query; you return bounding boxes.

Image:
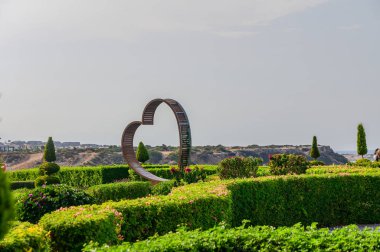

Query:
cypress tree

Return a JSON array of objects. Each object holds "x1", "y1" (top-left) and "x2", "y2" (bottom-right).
[
  {"x1": 357, "y1": 123, "x2": 368, "y2": 159},
  {"x1": 310, "y1": 136, "x2": 320, "y2": 160},
  {"x1": 43, "y1": 137, "x2": 56, "y2": 162},
  {"x1": 136, "y1": 141, "x2": 149, "y2": 163}
]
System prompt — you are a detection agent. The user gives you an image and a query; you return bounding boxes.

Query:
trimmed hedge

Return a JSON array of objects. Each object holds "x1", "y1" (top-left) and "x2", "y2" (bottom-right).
[
  {"x1": 85, "y1": 223, "x2": 380, "y2": 252},
  {"x1": 0, "y1": 222, "x2": 50, "y2": 252},
  {"x1": 38, "y1": 172, "x2": 380, "y2": 250},
  {"x1": 7, "y1": 165, "x2": 129, "y2": 187},
  {"x1": 10, "y1": 181, "x2": 35, "y2": 190},
  {"x1": 86, "y1": 182, "x2": 152, "y2": 203},
  {"x1": 39, "y1": 205, "x2": 123, "y2": 252}
]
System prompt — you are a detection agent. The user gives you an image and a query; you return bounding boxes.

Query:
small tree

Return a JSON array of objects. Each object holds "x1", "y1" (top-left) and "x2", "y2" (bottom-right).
[
  {"x1": 44, "y1": 137, "x2": 56, "y2": 162},
  {"x1": 357, "y1": 123, "x2": 368, "y2": 159},
  {"x1": 310, "y1": 136, "x2": 320, "y2": 160},
  {"x1": 136, "y1": 141, "x2": 149, "y2": 163}
]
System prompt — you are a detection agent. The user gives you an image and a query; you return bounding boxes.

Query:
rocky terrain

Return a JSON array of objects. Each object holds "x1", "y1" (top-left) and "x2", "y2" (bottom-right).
[{"x1": 1, "y1": 144, "x2": 348, "y2": 170}]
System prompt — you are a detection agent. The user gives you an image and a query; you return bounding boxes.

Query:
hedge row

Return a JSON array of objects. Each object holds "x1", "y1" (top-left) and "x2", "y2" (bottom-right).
[
  {"x1": 38, "y1": 173, "x2": 380, "y2": 251},
  {"x1": 86, "y1": 223, "x2": 380, "y2": 252},
  {"x1": 0, "y1": 222, "x2": 50, "y2": 251},
  {"x1": 10, "y1": 181, "x2": 35, "y2": 190},
  {"x1": 307, "y1": 166, "x2": 380, "y2": 175},
  {"x1": 7, "y1": 165, "x2": 130, "y2": 187}
]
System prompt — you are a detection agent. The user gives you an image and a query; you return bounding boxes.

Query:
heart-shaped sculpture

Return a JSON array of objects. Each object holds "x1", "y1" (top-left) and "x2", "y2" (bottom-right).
[{"x1": 121, "y1": 98, "x2": 192, "y2": 184}]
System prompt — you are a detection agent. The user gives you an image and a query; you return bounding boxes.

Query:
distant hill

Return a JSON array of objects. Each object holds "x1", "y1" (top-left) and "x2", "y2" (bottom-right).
[{"x1": 2, "y1": 144, "x2": 348, "y2": 170}]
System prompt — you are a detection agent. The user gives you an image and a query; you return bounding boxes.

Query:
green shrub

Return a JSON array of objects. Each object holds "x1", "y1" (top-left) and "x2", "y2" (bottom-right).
[
  {"x1": 151, "y1": 180, "x2": 175, "y2": 195},
  {"x1": 355, "y1": 158, "x2": 372, "y2": 167},
  {"x1": 34, "y1": 175, "x2": 60, "y2": 187},
  {"x1": 39, "y1": 205, "x2": 123, "y2": 252},
  {"x1": 269, "y1": 154, "x2": 309, "y2": 175},
  {"x1": 8, "y1": 165, "x2": 130, "y2": 187},
  {"x1": 43, "y1": 136, "x2": 57, "y2": 162},
  {"x1": 0, "y1": 169, "x2": 13, "y2": 239},
  {"x1": 217, "y1": 156, "x2": 262, "y2": 179},
  {"x1": 309, "y1": 160, "x2": 325, "y2": 166},
  {"x1": 0, "y1": 221, "x2": 50, "y2": 251},
  {"x1": 86, "y1": 182, "x2": 151, "y2": 203},
  {"x1": 136, "y1": 141, "x2": 149, "y2": 163},
  {"x1": 39, "y1": 162, "x2": 61, "y2": 175},
  {"x1": 169, "y1": 166, "x2": 208, "y2": 185},
  {"x1": 85, "y1": 223, "x2": 380, "y2": 252},
  {"x1": 229, "y1": 174, "x2": 380, "y2": 227},
  {"x1": 16, "y1": 184, "x2": 94, "y2": 223},
  {"x1": 10, "y1": 180, "x2": 35, "y2": 190}
]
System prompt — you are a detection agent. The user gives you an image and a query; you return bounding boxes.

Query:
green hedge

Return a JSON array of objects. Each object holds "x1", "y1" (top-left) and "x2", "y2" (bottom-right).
[
  {"x1": 7, "y1": 165, "x2": 129, "y2": 187},
  {"x1": 0, "y1": 222, "x2": 50, "y2": 251},
  {"x1": 10, "y1": 181, "x2": 35, "y2": 190},
  {"x1": 85, "y1": 223, "x2": 380, "y2": 252},
  {"x1": 130, "y1": 165, "x2": 218, "y2": 181},
  {"x1": 38, "y1": 173, "x2": 380, "y2": 250},
  {"x1": 229, "y1": 174, "x2": 380, "y2": 227},
  {"x1": 86, "y1": 182, "x2": 152, "y2": 203},
  {"x1": 39, "y1": 205, "x2": 123, "y2": 252}
]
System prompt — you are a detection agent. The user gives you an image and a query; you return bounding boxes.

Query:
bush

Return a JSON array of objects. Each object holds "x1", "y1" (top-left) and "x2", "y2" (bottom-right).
[
  {"x1": 308, "y1": 160, "x2": 325, "y2": 166},
  {"x1": 85, "y1": 223, "x2": 380, "y2": 252},
  {"x1": 7, "y1": 165, "x2": 130, "y2": 187},
  {"x1": 269, "y1": 154, "x2": 309, "y2": 175},
  {"x1": 0, "y1": 221, "x2": 50, "y2": 251},
  {"x1": 86, "y1": 182, "x2": 152, "y2": 203},
  {"x1": 0, "y1": 169, "x2": 13, "y2": 239},
  {"x1": 355, "y1": 158, "x2": 372, "y2": 167},
  {"x1": 34, "y1": 175, "x2": 60, "y2": 187},
  {"x1": 16, "y1": 184, "x2": 94, "y2": 223},
  {"x1": 39, "y1": 205, "x2": 123, "y2": 252},
  {"x1": 10, "y1": 181, "x2": 35, "y2": 190},
  {"x1": 43, "y1": 136, "x2": 56, "y2": 162},
  {"x1": 39, "y1": 162, "x2": 61, "y2": 175},
  {"x1": 169, "y1": 166, "x2": 208, "y2": 185},
  {"x1": 151, "y1": 180, "x2": 175, "y2": 195},
  {"x1": 217, "y1": 156, "x2": 262, "y2": 179}
]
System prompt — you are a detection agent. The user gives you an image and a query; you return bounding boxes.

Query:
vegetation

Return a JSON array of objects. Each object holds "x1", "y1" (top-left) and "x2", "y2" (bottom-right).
[
  {"x1": 85, "y1": 223, "x2": 380, "y2": 252},
  {"x1": 36, "y1": 137, "x2": 61, "y2": 187},
  {"x1": 357, "y1": 123, "x2": 368, "y2": 158},
  {"x1": 310, "y1": 135, "x2": 320, "y2": 160},
  {"x1": 217, "y1": 156, "x2": 262, "y2": 179},
  {"x1": 0, "y1": 169, "x2": 13, "y2": 239},
  {"x1": 16, "y1": 184, "x2": 94, "y2": 223},
  {"x1": 136, "y1": 141, "x2": 149, "y2": 163},
  {"x1": 269, "y1": 154, "x2": 309, "y2": 175},
  {"x1": 43, "y1": 137, "x2": 56, "y2": 162}
]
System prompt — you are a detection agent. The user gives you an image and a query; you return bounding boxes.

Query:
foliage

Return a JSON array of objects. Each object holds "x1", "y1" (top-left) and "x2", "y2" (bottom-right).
[
  {"x1": 39, "y1": 205, "x2": 123, "y2": 252},
  {"x1": 269, "y1": 154, "x2": 309, "y2": 175},
  {"x1": 169, "y1": 166, "x2": 208, "y2": 185},
  {"x1": 307, "y1": 165, "x2": 380, "y2": 175},
  {"x1": 34, "y1": 175, "x2": 60, "y2": 187},
  {"x1": 7, "y1": 165, "x2": 130, "y2": 187},
  {"x1": 151, "y1": 180, "x2": 175, "y2": 195},
  {"x1": 86, "y1": 182, "x2": 152, "y2": 203},
  {"x1": 310, "y1": 135, "x2": 320, "y2": 160},
  {"x1": 0, "y1": 221, "x2": 50, "y2": 251},
  {"x1": 39, "y1": 162, "x2": 60, "y2": 175},
  {"x1": 43, "y1": 137, "x2": 56, "y2": 162},
  {"x1": 308, "y1": 160, "x2": 325, "y2": 166},
  {"x1": 0, "y1": 169, "x2": 13, "y2": 239},
  {"x1": 16, "y1": 184, "x2": 94, "y2": 223},
  {"x1": 10, "y1": 181, "x2": 35, "y2": 190},
  {"x1": 354, "y1": 158, "x2": 372, "y2": 167},
  {"x1": 217, "y1": 156, "x2": 262, "y2": 179},
  {"x1": 136, "y1": 141, "x2": 149, "y2": 163},
  {"x1": 357, "y1": 123, "x2": 368, "y2": 157},
  {"x1": 85, "y1": 223, "x2": 380, "y2": 252}
]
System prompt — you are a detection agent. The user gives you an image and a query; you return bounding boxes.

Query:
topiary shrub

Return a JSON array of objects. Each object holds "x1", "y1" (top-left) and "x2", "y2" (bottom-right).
[
  {"x1": 39, "y1": 162, "x2": 60, "y2": 176},
  {"x1": 136, "y1": 141, "x2": 149, "y2": 163},
  {"x1": 16, "y1": 184, "x2": 94, "y2": 223},
  {"x1": 34, "y1": 175, "x2": 60, "y2": 187},
  {"x1": 151, "y1": 180, "x2": 175, "y2": 195},
  {"x1": 0, "y1": 169, "x2": 13, "y2": 240},
  {"x1": 269, "y1": 154, "x2": 309, "y2": 175},
  {"x1": 217, "y1": 156, "x2": 262, "y2": 179}
]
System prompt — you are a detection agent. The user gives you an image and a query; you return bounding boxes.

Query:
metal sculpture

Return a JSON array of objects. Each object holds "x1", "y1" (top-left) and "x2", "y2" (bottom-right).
[{"x1": 121, "y1": 98, "x2": 191, "y2": 184}]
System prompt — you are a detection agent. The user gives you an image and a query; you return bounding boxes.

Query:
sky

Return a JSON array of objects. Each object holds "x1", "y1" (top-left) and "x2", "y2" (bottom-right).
[{"x1": 0, "y1": 0, "x2": 379, "y2": 151}]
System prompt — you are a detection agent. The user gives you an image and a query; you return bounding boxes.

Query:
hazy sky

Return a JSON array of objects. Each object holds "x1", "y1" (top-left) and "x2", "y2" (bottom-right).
[{"x1": 0, "y1": 0, "x2": 379, "y2": 150}]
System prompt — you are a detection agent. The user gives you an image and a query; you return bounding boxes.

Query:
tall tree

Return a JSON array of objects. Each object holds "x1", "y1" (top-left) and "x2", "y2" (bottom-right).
[
  {"x1": 136, "y1": 141, "x2": 149, "y2": 163},
  {"x1": 357, "y1": 123, "x2": 368, "y2": 159},
  {"x1": 310, "y1": 136, "x2": 320, "y2": 160},
  {"x1": 43, "y1": 137, "x2": 56, "y2": 162}
]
